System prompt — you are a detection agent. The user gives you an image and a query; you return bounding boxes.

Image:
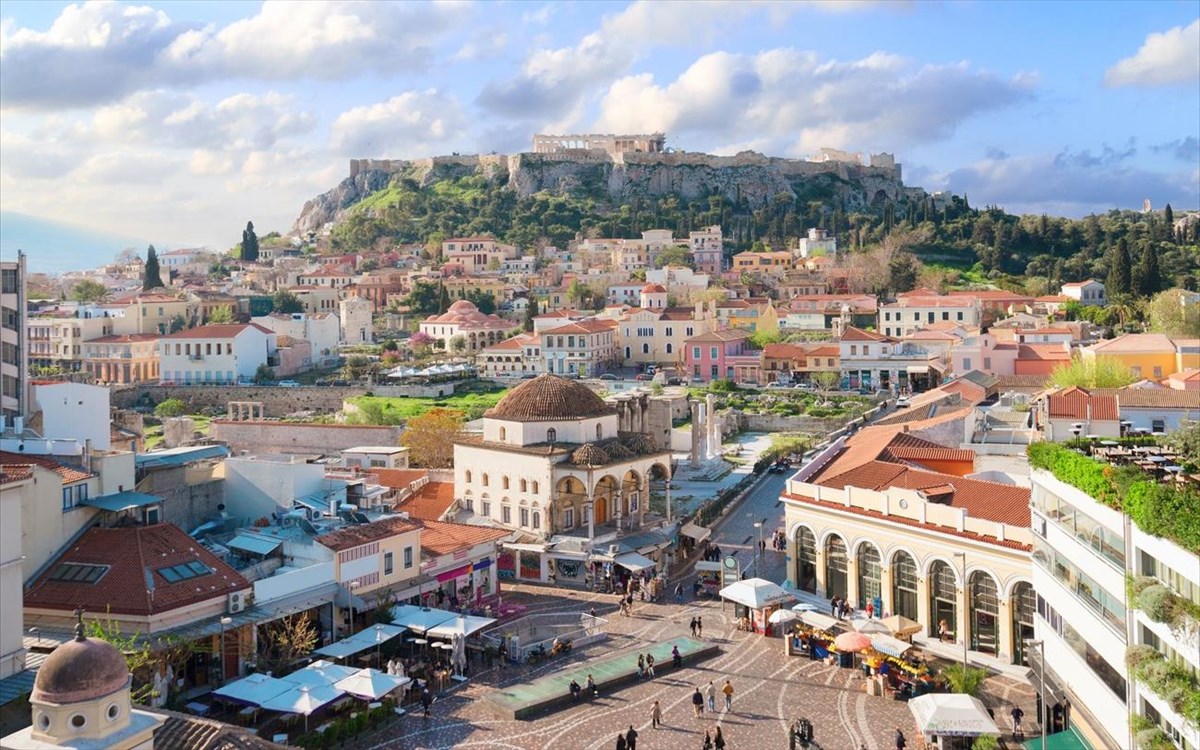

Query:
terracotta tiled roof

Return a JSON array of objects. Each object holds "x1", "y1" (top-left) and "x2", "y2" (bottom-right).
[
  {"x1": 1, "y1": 465, "x2": 33, "y2": 483},
  {"x1": 840, "y1": 326, "x2": 893, "y2": 342},
  {"x1": 397, "y1": 481, "x2": 457, "y2": 521},
  {"x1": 371, "y1": 469, "x2": 429, "y2": 490},
  {"x1": 542, "y1": 319, "x2": 617, "y2": 335},
  {"x1": 315, "y1": 515, "x2": 421, "y2": 551},
  {"x1": 881, "y1": 433, "x2": 976, "y2": 465},
  {"x1": 0, "y1": 451, "x2": 92, "y2": 484},
  {"x1": 417, "y1": 520, "x2": 508, "y2": 556},
  {"x1": 684, "y1": 328, "x2": 753, "y2": 344},
  {"x1": 24, "y1": 524, "x2": 250, "y2": 617},
  {"x1": 938, "y1": 379, "x2": 988, "y2": 405},
  {"x1": 1090, "y1": 333, "x2": 1177, "y2": 353},
  {"x1": 1046, "y1": 387, "x2": 1119, "y2": 421},
  {"x1": 160, "y1": 324, "x2": 272, "y2": 340},
  {"x1": 484, "y1": 374, "x2": 615, "y2": 421},
  {"x1": 86, "y1": 334, "x2": 160, "y2": 344},
  {"x1": 762, "y1": 343, "x2": 811, "y2": 360},
  {"x1": 1017, "y1": 344, "x2": 1070, "y2": 361},
  {"x1": 1115, "y1": 388, "x2": 1200, "y2": 408},
  {"x1": 781, "y1": 492, "x2": 1031, "y2": 551},
  {"x1": 641, "y1": 283, "x2": 667, "y2": 293}
]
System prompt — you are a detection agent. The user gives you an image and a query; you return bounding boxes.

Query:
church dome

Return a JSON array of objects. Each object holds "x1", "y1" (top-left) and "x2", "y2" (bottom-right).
[
  {"x1": 33, "y1": 630, "x2": 130, "y2": 705},
  {"x1": 641, "y1": 284, "x2": 667, "y2": 294},
  {"x1": 485, "y1": 374, "x2": 615, "y2": 422},
  {"x1": 447, "y1": 300, "x2": 476, "y2": 313}
]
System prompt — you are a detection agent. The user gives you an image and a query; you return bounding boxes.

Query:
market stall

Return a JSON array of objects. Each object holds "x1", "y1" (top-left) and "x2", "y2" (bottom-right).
[
  {"x1": 908, "y1": 693, "x2": 1000, "y2": 750},
  {"x1": 695, "y1": 561, "x2": 723, "y2": 598},
  {"x1": 718, "y1": 578, "x2": 795, "y2": 634},
  {"x1": 783, "y1": 610, "x2": 842, "y2": 658}
]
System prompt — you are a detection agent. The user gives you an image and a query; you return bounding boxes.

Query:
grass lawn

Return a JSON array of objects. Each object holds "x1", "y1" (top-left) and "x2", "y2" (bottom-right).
[
  {"x1": 144, "y1": 415, "x2": 213, "y2": 450},
  {"x1": 348, "y1": 390, "x2": 507, "y2": 423}
]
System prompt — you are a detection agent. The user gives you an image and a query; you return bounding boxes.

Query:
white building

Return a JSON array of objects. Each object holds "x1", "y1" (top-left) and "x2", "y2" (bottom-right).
[
  {"x1": 339, "y1": 295, "x2": 373, "y2": 344},
  {"x1": 252, "y1": 311, "x2": 340, "y2": 367},
  {"x1": 796, "y1": 228, "x2": 837, "y2": 258},
  {"x1": 158, "y1": 323, "x2": 277, "y2": 385},
  {"x1": 879, "y1": 294, "x2": 982, "y2": 338},
  {"x1": 0, "y1": 469, "x2": 28, "y2": 679},
  {"x1": 452, "y1": 374, "x2": 673, "y2": 586},
  {"x1": 1, "y1": 251, "x2": 28, "y2": 420},
  {"x1": 1061, "y1": 280, "x2": 1106, "y2": 306},
  {"x1": 689, "y1": 225, "x2": 723, "y2": 274},
  {"x1": 476, "y1": 333, "x2": 543, "y2": 379},
  {"x1": 418, "y1": 300, "x2": 513, "y2": 353},
  {"x1": 32, "y1": 382, "x2": 112, "y2": 450}
]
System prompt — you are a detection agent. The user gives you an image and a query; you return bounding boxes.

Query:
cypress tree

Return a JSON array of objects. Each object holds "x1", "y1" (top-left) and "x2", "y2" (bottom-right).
[
  {"x1": 438, "y1": 283, "x2": 450, "y2": 313},
  {"x1": 242, "y1": 221, "x2": 259, "y2": 262},
  {"x1": 1133, "y1": 242, "x2": 1162, "y2": 297},
  {"x1": 523, "y1": 296, "x2": 536, "y2": 332},
  {"x1": 1106, "y1": 238, "x2": 1132, "y2": 296},
  {"x1": 143, "y1": 245, "x2": 164, "y2": 289}
]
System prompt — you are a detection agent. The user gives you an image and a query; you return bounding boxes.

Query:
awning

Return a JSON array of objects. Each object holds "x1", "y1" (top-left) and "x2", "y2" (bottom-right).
[
  {"x1": 798, "y1": 611, "x2": 841, "y2": 632},
  {"x1": 614, "y1": 552, "x2": 656, "y2": 572},
  {"x1": 908, "y1": 693, "x2": 1000, "y2": 737},
  {"x1": 389, "y1": 604, "x2": 457, "y2": 634},
  {"x1": 680, "y1": 521, "x2": 712, "y2": 543},
  {"x1": 906, "y1": 365, "x2": 931, "y2": 375},
  {"x1": 213, "y1": 673, "x2": 293, "y2": 707},
  {"x1": 425, "y1": 615, "x2": 497, "y2": 639},
  {"x1": 695, "y1": 561, "x2": 722, "y2": 573},
  {"x1": 227, "y1": 534, "x2": 282, "y2": 556},
  {"x1": 435, "y1": 564, "x2": 471, "y2": 583},
  {"x1": 502, "y1": 543, "x2": 548, "y2": 553},
  {"x1": 81, "y1": 490, "x2": 161, "y2": 512},
  {"x1": 472, "y1": 559, "x2": 492, "y2": 571},
  {"x1": 870, "y1": 634, "x2": 913, "y2": 657},
  {"x1": 718, "y1": 578, "x2": 795, "y2": 609}
]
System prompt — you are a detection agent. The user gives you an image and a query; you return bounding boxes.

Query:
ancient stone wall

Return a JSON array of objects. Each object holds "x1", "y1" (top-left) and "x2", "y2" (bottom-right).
[
  {"x1": 210, "y1": 420, "x2": 405, "y2": 455},
  {"x1": 112, "y1": 384, "x2": 457, "y2": 414}
]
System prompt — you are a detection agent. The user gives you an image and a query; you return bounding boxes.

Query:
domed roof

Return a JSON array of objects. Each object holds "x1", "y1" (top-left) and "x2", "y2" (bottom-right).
[
  {"x1": 33, "y1": 620, "x2": 129, "y2": 705},
  {"x1": 447, "y1": 299, "x2": 476, "y2": 313},
  {"x1": 485, "y1": 374, "x2": 616, "y2": 422},
  {"x1": 570, "y1": 443, "x2": 611, "y2": 466},
  {"x1": 641, "y1": 283, "x2": 667, "y2": 294}
]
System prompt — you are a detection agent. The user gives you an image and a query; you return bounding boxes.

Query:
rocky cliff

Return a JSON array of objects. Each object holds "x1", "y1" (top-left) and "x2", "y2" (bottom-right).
[{"x1": 293, "y1": 150, "x2": 921, "y2": 235}]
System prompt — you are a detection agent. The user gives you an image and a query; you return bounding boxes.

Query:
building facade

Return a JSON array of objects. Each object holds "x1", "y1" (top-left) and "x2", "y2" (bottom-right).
[
  {"x1": 158, "y1": 324, "x2": 277, "y2": 385},
  {"x1": 541, "y1": 319, "x2": 619, "y2": 377},
  {"x1": 81, "y1": 334, "x2": 161, "y2": 384},
  {"x1": 1, "y1": 251, "x2": 28, "y2": 420}
]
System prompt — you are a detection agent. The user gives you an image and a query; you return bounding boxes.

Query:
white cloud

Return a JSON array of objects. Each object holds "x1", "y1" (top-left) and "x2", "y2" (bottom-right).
[
  {"x1": 594, "y1": 49, "x2": 1032, "y2": 156},
  {"x1": 330, "y1": 90, "x2": 470, "y2": 157},
  {"x1": 1105, "y1": 19, "x2": 1200, "y2": 87},
  {"x1": 0, "y1": 0, "x2": 468, "y2": 109},
  {"x1": 453, "y1": 29, "x2": 508, "y2": 62}
]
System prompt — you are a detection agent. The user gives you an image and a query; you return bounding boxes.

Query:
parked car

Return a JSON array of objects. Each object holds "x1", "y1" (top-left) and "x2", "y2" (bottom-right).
[
  {"x1": 666, "y1": 377, "x2": 682, "y2": 386},
  {"x1": 766, "y1": 381, "x2": 790, "y2": 389},
  {"x1": 277, "y1": 380, "x2": 300, "y2": 388},
  {"x1": 598, "y1": 373, "x2": 619, "y2": 381},
  {"x1": 634, "y1": 373, "x2": 653, "y2": 381},
  {"x1": 895, "y1": 395, "x2": 911, "y2": 408}
]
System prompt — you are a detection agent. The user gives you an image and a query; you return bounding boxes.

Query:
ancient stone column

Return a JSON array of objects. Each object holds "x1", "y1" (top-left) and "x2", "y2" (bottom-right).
[
  {"x1": 690, "y1": 400, "x2": 702, "y2": 468},
  {"x1": 706, "y1": 394, "x2": 718, "y2": 460}
]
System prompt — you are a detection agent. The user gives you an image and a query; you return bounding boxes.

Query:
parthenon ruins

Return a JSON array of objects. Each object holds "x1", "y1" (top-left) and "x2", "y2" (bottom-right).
[{"x1": 532, "y1": 133, "x2": 666, "y2": 156}]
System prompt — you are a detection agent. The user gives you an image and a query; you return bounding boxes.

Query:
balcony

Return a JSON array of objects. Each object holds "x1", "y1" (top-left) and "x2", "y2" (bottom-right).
[{"x1": 189, "y1": 353, "x2": 203, "y2": 361}]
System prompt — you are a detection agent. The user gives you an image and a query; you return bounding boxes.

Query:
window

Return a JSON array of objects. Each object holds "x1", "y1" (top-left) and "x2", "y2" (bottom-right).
[
  {"x1": 666, "y1": 343, "x2": 673, "y2": 354},
  {"x1": 531, "y1": 481, "x2": 539, "y2": 494},
  {"x1": 481, "y1": 500, "x2": 490, "y2": 516},
  {"x1": 692, "y1": 346, "x2": 700, "y2": 359},
  {"x1": 546, "y1": 428, "x2": 557, "y2": 443},
  {"x1": 520, "y1": 508, "x2": 530, "y2": 527},
  {"x1": 642, "y1": 343, "x2": 649, "y2": 354},
  {"x1": 962, "y1": 358, "x2": 971, "y2": 371},
  {"x1": 157, "y1": 561, "x2": 212, "y2": 583},
  {"x1": 983, "y1": 357, "x2": 991, "y2": 370},
  {"x1": 850, "y1": 345, "x2": 857, "y2": 355},
  {"x1": 863, "y1": 346, "x2": 869, "y2": 356},
  {"x1": 61, "y1": 483, "x2": 88, "y2": 510},
  {"x1": 1152, "y1": 419, "x2": 1165, "y2": 433},
  {"x1": 564, "y1": 507, "x2": 575, "y2": 528},
  {"x1": 465, "y1": 470, "x2": 472, "y2": 483},
  {"x1": 520, "y1": 479, "x2": 527, "y2": 492},
  {"x1": 403, "y1": 546, "x2": 413, "y2": 568},
  {"x1": 499, "y1": 427, "x2": 506, "y2": 441},
  {"x1": 665, "y1": 327, "x2": 673, "y2": 336},
  {"x1": 710, "y1": 346, "x2": 718, "y2": 359},
  {"x1": 1153, "y1": 366, "x2": 1163, "y2": 378},
  {"x1": 482, "y1": 474, "x2": 489, "y2": 487},
  {"x1": 384, "y1": 552, "x2": 394, "y2": 575},
  {"x1": 1131, "y1": 366, "x2": 1142, "y2": 378},
  {"x1": 502, "y1": 476, "x2": 510, "y2": 490},
  {"x1": 686, "y1": 327, "x2": 694, "y2": 336},
  {"x1": 532, "y1": 511, "x2": 541, "y2": 529},
  {"x1": 942, "y1": 312, "x2": 949, "y2": 321},
  {"x1": 957, "y1": 312, "x2": 964, "y2": 321},
  {"x1": 49, "y1": 563, "x2": 109, "y2": 583},
  {"x1": 502, "y1": 506, "x2": 511, "y2": 524}
]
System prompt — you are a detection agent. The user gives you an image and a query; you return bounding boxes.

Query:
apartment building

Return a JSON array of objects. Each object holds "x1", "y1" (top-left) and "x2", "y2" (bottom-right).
[
  {"x1": 879, "y1": 294, "x2": 982, "y2": 338},
  {"x1": 689, "y1": 225, "x2": 724, "y2": 274},
  {"x1": 541, "y1": 319, "x2": 619, "y2": 377},
  {"x1": 81, "y1": 333, "x2": 160, "y2": 384},
  {"x1": 839, "y1": 326, "x2": 944, "y2": 392},
  {"x1": 731, "y1": 250, "x2": 793, "y2": 277},
  {"x1": 684, "y1": 328, "x2": 754, "y2": 382},
  {"x1": 158, "y1": 323, "x2": 277, "y2": 384},
  {"x1": 252, "y1": 311, "x2": 341, "y2": 368},
  {"x1": 1061, "y1": 280, "x2": 1106, "y2": 306},
  {"x1": 106, "y1": 293, "x2": 198, "y2": 336},
  {"x1": 619, "y1": 287, "x2": 714, "y2": 367},
  {"x1": 1, "y1": 252, "x2": 28, "y2": 420},
  {"x1": 476, "y1": 333, "x2": 542, "y2": 379},
  {"x1": 441, "y1": 237, "x2": 517, "y2": 274}
]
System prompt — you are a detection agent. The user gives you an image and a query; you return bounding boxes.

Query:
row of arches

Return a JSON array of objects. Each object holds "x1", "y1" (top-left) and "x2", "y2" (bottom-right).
[
  {"x1": 793, "y1": 528, "x2": 1036, "y2": 665},
  {"x1": 464, "y1": 471, "x2": 541, "y2": 495}
]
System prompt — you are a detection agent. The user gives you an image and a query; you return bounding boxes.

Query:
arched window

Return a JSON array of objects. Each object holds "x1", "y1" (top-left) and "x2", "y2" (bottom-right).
[
  {"x1": 795, "y1": 527, "x2": 817, "y2": 593},
  {"x1": 595, "y1": 423, "x2": 603, "y2": 440},
  {"x1": 969, "y1": 571, "x2": 999, "y2": 655},
  {"x1": 499, "y1": 426, "x2": 507, "y2": 441},
  {"x1": 1012, "y1": 581, "x2": 1036, "y2": 666},
  {"x1": 666, "y1": 343, "x2": 673, "y2": 354},
  {"x1": 642, "y1": 343, "x2": 649, "y2": 354},
  {"x1": 857, "y1": 543, "x2": 882, "y2": 609},
  {"x1": 532, "y1": 481, "x2": 540, "y2": 494},
  {"x1": 482, "y1": 473, "x2": 489, "y2": 487},
  {"x1": 892, "y1": 551, "x2": 919, "y2": 620},
  {"x1": 825, "y1": 536, "x2": 848, "y2": 599},
  {"x1": 520, "y1": 479, "x2": 528, "y2": 492},
  {"x1": 502, "y1": 476, "x2": 510, "y2": 490},
  {"x1": 546, "y1": 428, "x2": 557, "y2": 443},
  {"x1": 929, "y1": 560, "x2": 958, "y2": 640},
  {"x1": 465, "y1": 470, "x2": 472, "y2": 483},
  {"x1": 532, "y1": 511, "x2": 541, "y2": 529}
]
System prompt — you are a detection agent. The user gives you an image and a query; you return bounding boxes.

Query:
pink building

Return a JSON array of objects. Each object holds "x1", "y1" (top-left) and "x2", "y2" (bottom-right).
[{"x1": 684, "y1": 328, "x2": 753, "y2": 382}]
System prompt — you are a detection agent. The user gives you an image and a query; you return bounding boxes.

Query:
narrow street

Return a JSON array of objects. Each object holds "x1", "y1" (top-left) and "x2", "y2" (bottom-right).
[{"x1": 694, "y1": 469, "x2": 793, "y2": 585}]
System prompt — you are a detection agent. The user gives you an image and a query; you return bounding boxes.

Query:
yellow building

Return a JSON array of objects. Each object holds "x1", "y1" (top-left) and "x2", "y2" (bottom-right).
[
  {"x1": 1082, "y1": 333, "x2": 1191, "y2": 380},
  {"x1": 715, "y1": 297, "x2": 779, "y2": 333},
  {"x1": 106, "y1": 293, "x2": 198, "y2": 336}
]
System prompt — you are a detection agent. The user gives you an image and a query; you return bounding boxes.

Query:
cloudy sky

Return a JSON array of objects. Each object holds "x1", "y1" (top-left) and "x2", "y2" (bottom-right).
[{"x1": 1, "y1": 0, "x2": 1197, "y2": 254}]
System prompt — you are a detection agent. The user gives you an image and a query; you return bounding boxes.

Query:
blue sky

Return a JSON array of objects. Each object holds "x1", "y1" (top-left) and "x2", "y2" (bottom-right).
[{"x1": 1, "y1": 0, "x2": 1197, "y2": 259}]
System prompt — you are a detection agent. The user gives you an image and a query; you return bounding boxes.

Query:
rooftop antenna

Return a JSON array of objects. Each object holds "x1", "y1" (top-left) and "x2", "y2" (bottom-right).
[{"x1": 73, "y1": 606, "x2": 85, "y2": 641}]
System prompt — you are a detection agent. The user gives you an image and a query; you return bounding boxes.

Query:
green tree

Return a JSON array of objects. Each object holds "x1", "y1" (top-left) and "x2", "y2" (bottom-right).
[
  {"x1": 206, "y1": 305, "x2": 235, "y2": 324},
  {"x1": 272, "y1": 289, "x2": 304, "y2": 314},
  {"x1": 523, "y1": 298, "x2": 537, "y2": 332},
  {"x1": 942, "y1": 663, "x2": 988, "y2": 696},
  {"x1": 400, "y1": 407, "x2": 464, "y2": 468},
  {"x1": 439, "y1": 283, "x2": 451, "y2": 313},
  {"x1": 654, "y1": 246, "x2": 692, "y2": 269},
  {"x1": 812, "y1": 371, "x2": 841, "y2": 392},
  {"x1": 253, "y1": 363, "x2": 275, "y2": 384},
  {"x1": 167, "y1": 314, "x2": 187, "y2": 334},
  {"x1": 344, "y1": 355, "x2": 373, "y2": 381},
  {"x1": 1164, "y1": 421, "x2": 1200, "y2": 469},
  {"x1": 1146, "y1": 288, "x2": 1200, "y2": 336},
  {"x1": 153, "y1": 398, "x2": 187, "y2": 418},
  {"x1": 1106, "y1": 238, "x2": 1132, "y2": 296},
  {"x1": 1132, "y1": 243, "x2": 1162, "y2": 297},
  {"x1": 464, "y1": 287, "x2": 496, "y2": 314},
  {"x1": 403, "y1": 281, "x2": 441, "y2": 315},
  {"x1": 143, "y1": 245, "x2": 165, "y2": 289},
  {"x1": 70, "y1": 279, "x2": 108, "y2": 303},
  {"x1": 566, "y1": 279, "x2": 590, "y2": 307},
  {"x1": 1048, "y1": 356, "x2": 1137, "y2": 389},
  {"x1": 886, "y1": 252, "x2": 920, "y2": 295},
  {"x1": 449, "y1": 334, "x2": 467, "y2": 354},
  {"x1": 241, "y1": 221, "x2": 259, "y2": 262}
]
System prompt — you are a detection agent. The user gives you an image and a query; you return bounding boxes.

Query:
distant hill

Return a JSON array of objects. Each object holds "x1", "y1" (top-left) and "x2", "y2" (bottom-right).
[{"x1": 0, "y1": 212, "x2": 147, "y2": 274}]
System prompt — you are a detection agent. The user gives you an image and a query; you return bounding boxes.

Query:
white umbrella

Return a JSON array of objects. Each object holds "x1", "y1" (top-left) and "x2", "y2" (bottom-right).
[
  {"x1": 334, "y1": 668, "x2": 410, "y2": 701},
  {"x1": 909, "y1": 694, "x2": 1000, "y2": 737},
  {"x1": 259, "y1": 684, "x2": 344, "y2": 732},
  {"x1": 718, "y1": 578, "x2": 795, "y2": 609},
  {"x1": 768, "y1": 609, "x2": 800, "y2": 624},
  {"x1": 852, "y1": 618, "x2": 892, "y2": 635},
  {"x1": 791, "y1": 602, "x2": 820, "y2": 612},
  {"x1": 425, "y1": 614, "x2": 496, "y2": 639}
]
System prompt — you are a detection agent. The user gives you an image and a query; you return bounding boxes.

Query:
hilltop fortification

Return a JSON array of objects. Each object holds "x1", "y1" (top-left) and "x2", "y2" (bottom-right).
[{"x1": 294, "y1": 134, "x2": 918, "y2": 234}]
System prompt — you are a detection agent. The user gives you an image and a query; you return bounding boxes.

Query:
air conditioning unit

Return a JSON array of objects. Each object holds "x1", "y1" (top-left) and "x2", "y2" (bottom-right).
[
  {"x1": 608, "y1": 544, "x2": 620, "y2": 556},
  {"x1": 228, "y1": 591, "x2": 245, "y2": 614}
]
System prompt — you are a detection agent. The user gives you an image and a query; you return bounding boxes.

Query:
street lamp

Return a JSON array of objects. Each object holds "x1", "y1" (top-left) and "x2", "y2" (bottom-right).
[
  {"x1": 219, "y1": 616, "x2": 233, "y2": 684},
  {"x1": 1026, "y1": 639, "x2": 1046, "y2": 750},
  {"x1": 952, "y1": 551, "x2": 968, "y2": 671},
  {"x1": 374, "y1": 624, "x2": 384, "y2": 667},
  {"x1": 753, "y1": 522, "x2": 764, "y2": 577}
]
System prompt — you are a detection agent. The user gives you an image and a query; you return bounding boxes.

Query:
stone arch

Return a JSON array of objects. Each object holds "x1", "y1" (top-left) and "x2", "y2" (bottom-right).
[
  {"x1": 968, "y1": 570, "x2": 1000, "y2": 655},
  {"x1": 855, "y1": 540, "x2": 882, "y2": 609},
  {"x1": 621, "y1": 469, "x2": 642, "y2": 513},
  {"x1": 592, "y1": 475, "x2": 620, "y2": 523},
  {"x1": 792, "y1": 524, "x2": 818, "y2": 594},
  {"x1": 520, "y1": 479, "x2": 528, "y2": 493},
  {"x1": 502, "y1": 475, "x2": 510, "y2": 490},
  {"x1": 555, "y1": 476, "x2": 585, "y2": 530},
  {"x1": 1010, "y1": 580, "x2": 1036, "y2": 666},
  {"x1": 824, "y1": 533, "x2": 849, "y2": 599},
  {"x1": 890, "y1": 549, "x2": 919, "y2": 620}
]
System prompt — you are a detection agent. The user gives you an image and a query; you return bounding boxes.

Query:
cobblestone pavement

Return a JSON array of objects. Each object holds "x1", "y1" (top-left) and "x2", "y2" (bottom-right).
[{"x1": 364, "y1": 468, "x2": 1033, "y2": 749}]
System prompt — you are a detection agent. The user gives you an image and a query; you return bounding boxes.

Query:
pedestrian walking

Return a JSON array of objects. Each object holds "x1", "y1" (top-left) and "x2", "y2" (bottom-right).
[
  {"x1": 866, "y1": 601, "x2": 875, "y2": 619},
  {"x1": 702, "y1": 730, "x2": 713, "y2": 750},
  {"x1": 585, "y1": 674, "x2": 597, "y2": 698},
  {"x1": 646, "y1": 653, "x2": 655, "y2": 678},
  {"x1": 696, "y1": 616, "x2": 703, "y2": 638},
  {"x1": 721, "y1": 678, "x2": 734, "y2": 711},
  {"x1": 713, "y1": 725, "x2": 726, "y2": 750},
  {"x1": 625, "y1": 725, "x2": 639, "y2": 750},
  {"x1": 1011, "y1": 705, "x2": 1025, "y2": 739},
  {"x1": 690, "y1": 617, "x2": 698, "y2": 637},
  {"x1": 895, "y1": 727, "x2": 907, "y2": 750},
  {"x1": 650, "y1": 699, "x2": 662, "y2": 728},
  {"x1": 637, "y1": 653, "x2": 646, "y2": 679},
  {"x1": 421, "y1": 687, "x2": 432, "y2": 717},
  {"x1": 672, "y1": 644, "x2": 682, "y2": 668},
  {"x1": 830, "y1": 596, "x2": 840, "y2": 617},
  {"x1": 692, "y1": 687, "x2": 704, "y2": 717},
  {"x1": 705, "y1": 680, "x2": 715, "y2": 711},
  {"x1": 675, "y1": 583, "x2": 683, "y2": 603},
  {"x1": 615, "y1": 733, "x2": 627, "y2": 750}
]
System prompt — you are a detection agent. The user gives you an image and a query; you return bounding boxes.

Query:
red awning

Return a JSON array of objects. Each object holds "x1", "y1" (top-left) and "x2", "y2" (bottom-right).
[{"x1": 435, "y1": 564, "x2": 471, "y2": 583}]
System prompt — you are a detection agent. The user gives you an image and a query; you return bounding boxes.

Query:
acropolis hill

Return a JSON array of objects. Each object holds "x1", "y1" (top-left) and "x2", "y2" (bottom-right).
[{"x1": 294, "y1": 134, "x2": 921, "y2": 234}]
